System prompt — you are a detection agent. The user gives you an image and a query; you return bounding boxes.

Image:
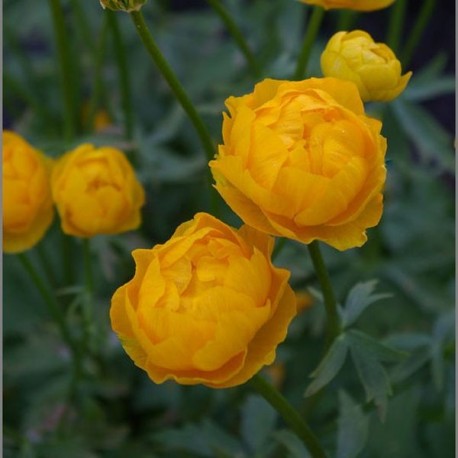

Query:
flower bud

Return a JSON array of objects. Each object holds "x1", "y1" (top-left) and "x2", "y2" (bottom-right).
[
  {"x1": 3, "y1": 131, "x2": 55, "y2": 253},
  {"x1": 299, "y1": 0, "x2": 395, "y2": 11},
  {"x1": 321, "y1": 30, "x2": 412, "y2": 102},
  {"x1": 99, "y1": 0, "x2": 147, "y2": 12}
]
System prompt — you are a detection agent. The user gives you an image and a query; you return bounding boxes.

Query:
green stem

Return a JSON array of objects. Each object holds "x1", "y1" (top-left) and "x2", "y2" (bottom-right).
[
  {"x1": 129, "y1": 11, "x2": 215, "y2": 162},
  {"x1": 294, "y1": 7, "x2": 325, "y2": 80},
  {"x1": 307, "y1": 241, "x2": 342, "y2": 347},
  {"x1": 61, "y1": 233, "x2": 74, "y2": 286},
  {"x1": 106, "y1": 10, "x2": 135, "y2": 142},
  {"x1": 336, "y1": 9, "x2": 357, "y2": 31},
  {"x1": 36, "y1": 244, "x2": 58, "y2": 287},
  {"x1": 386, "y1": 0, "x2": 407, "y2": 54},
  {"x1": 82, "y1": 239, "x2": 96, "y2": 352},
  {"x1": 401, "y1": 0, "x2": 434, "y2": 68},
  {"x1": 250, "y1": 374, "x2": 328, "y2": 458},
  {"x1": 205, "y1": 0, "x2": 261, "y2": 78},
  {"x1": 17, "y1": 253, "x2": 77, "y2": 356},
  {"x1": 86, "y1": 15, "x2": 110, "y2": 132},
  {"x1": 47, "y1": 0, "x2": 78, "y2": 141}
]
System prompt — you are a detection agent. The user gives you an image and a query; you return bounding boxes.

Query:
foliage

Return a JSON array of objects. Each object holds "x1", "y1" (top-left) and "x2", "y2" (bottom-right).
[{"x1": 3, "y1": 0, "x2": 455, "y2": 457}]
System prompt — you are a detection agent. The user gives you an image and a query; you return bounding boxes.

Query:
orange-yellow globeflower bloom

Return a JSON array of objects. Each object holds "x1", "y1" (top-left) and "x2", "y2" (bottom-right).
[
  {"x1": 3, "y1": 131, "x2": 55, "y2": 253},
  {"x1": 51, "y1": 144, "x2": 145, "y2": 237},
  {"x1": 321, "y1": 30, "x2": 412, "y2": 102},
  {"x1": 209, "y1": 77, "x2": 387, "y2": 251},
  {"x1": 110, "y1": 212, "x2": 297, "y2": 388},
  {"x1": 299, "y1": 0, "x2": 395, "y2": 11}
]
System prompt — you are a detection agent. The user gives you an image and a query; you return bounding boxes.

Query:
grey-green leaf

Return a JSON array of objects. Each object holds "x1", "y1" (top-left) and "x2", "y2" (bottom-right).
[
  {"x1": 305, "y1": 334, "x2": 348, "y2": 397},
  {"x1": 336, "y1": 391, "x2": 369, "y2": 458},
  {"x1": 342, "y1": 280, "x2": 391, "y2": 328}
]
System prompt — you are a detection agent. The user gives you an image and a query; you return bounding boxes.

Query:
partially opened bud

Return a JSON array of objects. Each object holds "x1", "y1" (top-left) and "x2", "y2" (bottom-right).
[
  {"x1": 321, "y1": 30, "x2": 412, "y2": 102},
  {"x1": 100, "y1": 0, "x2": 147, "y2": 12}
]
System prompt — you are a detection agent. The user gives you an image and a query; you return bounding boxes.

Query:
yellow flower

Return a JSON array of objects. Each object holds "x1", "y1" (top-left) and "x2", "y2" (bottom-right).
[
  {"x1": 110, "y1": 212, "x2": 297, "y2": 388},
  {"x1": 299, "y1": 0, "x2": 395, "y2": 11},
  {"x1": 51, "y1": 144, "x2": 145, "y2": 237},
  {"x1": 3, "y1": 131, "x2": 55, "y2": 254},
  {"x1": 99, "y1": 0, "x2": 147, "y2": 12},
  {"x1": 321, "y1": 30, "x2": 412, "y2": 102},
  {"x1": 209, "y1": 77, "x2": 387, "y2": 251}
]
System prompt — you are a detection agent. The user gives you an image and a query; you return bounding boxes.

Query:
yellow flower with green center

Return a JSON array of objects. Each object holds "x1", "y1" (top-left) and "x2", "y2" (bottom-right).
[
  {"x1": 321, "y1": 30, "x2": 412, "y2": 102},
  {"x1": 110, "y1": 212, "x2": 297, "y2": 388}
]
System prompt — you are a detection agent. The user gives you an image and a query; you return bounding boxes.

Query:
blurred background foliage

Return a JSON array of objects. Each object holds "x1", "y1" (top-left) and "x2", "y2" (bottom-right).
[{"x1": 3, "y1": 0, "x2": 455, "y2": 457}]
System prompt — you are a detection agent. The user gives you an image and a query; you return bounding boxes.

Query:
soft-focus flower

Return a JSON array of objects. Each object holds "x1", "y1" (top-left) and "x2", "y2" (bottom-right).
[
  {"x1": 299, "y1": 0, "x2": 395, "y2": 11},
  {"x1": 321, "y1": 30, "x2": 412, "y2": 102},
  {"x1": 99, "y1": 0, "x2": 147, "y2": 12},
  {"x1": 51, "y1": 144, "x2": 145, "y2": 237},
  {"x1": 296, "y1": 291, "x2": 314, "y2": 313},
  {"x1": 3, "y1": 131, "x2": 54, "y2": 253},
  {"x1": 209, "y1": 77, "x2": 387, "y2": 251},
  {"x1": 110, "y1": 212, "x2": 297, "y2": 388}
]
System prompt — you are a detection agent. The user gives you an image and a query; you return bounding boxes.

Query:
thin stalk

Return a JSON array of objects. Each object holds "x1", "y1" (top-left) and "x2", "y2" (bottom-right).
[
  {"x1": 205, "y1": 0, "x2": 261, "y2": 78},
  {"x1": 336, "y1": 9, "x2": 357, "y2": 31},
  {"x1": 47, "y1": 0, "x2": 78, "y2": 141},
  {"x1": 401, "y1": 0, "x2": 434, "y2": 68},
  {"x1": 106, "y1": 10, "x2": 135, "y2": 142},
  {"x1": 69, "y1": 0, "x2": 96, "y2": 60},
  {"x1": 36, "y1": 244, "x2": 58, "y2": 287},
  {"x1": 386, "y1": 0, "x2": 407, "y2": 54},
  {"x1": 307, "y1": 241, "x2": 342, "y2": 347},
  {"x1": 294, "y1": 7, "x2": 325, "y2": 80},
  {"x1": 86, "y1": 15, "x2": 110, "y2": 132},
  {"x1": 130, "y1": 11, "x2": 215, "y2": 162},
  {"x1": 17, "y1": 253, "x2": 77, "y2": 356},
  {"x1": 82, "y1": 239, "x2": 96, "y2": 353},
  {"x1": 61, "y1": 234, "x2": 74, "y2": 286},
  {"x1": 250, "y1": 374, "x2": 328, "y2": 458}
]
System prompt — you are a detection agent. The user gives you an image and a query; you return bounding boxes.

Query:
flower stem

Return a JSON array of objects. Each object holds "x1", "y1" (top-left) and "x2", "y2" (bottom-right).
[
  {"x1": 47, "y1": 0, "x2": 78, "y2": 141},
  {"x1": 82, "y1": 239, "x2": 96, "y2": 352},
  {"x1": 17, "y1": 253, "x2": 78, "y2": 357},
  {"x1": 386, "y1": 0, "x2": 407, "y2": 54},
  {"x1": 106, "y1": 10, "x2": 135, "y2": 143},
  {"x1": 307, "y1": 241, "x2": 342, "y2": 347},
  {"x1": 129, "y1": 11, "x2": 215, "y2": 162},
  {"x1": 250, "y1": 374, "x2": 328, "y2": 458},
  {"x1": 205, "y1": 0, "x2": 261, "y2": 78},
  {"x1": 294, "y1": 7, "x2": 325, "y2": 80},
  {"x1": 401, "y1": 0, "x2": 434, "y2": 68}
]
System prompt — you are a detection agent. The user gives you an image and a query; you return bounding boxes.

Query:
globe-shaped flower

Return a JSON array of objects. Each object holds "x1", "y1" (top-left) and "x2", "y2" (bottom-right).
[
  {"x1": 299, "y1": 0, "x2": 395, "y2": 11},
  {"x1": 51, "y1": 144, "x2": 145, "y2": 237},
  {"x1": 209, "y1": 78, "x2": 387, "y2": 251},
  {"x1": 3, "y1": 131, "x2": 54, "y2": 253},
  {"x1": 110, "y1": 213, "x2": 297, "y2": 388},
  {"x1": 321, "y1": 30, "x2": 412, "y2": 102}
]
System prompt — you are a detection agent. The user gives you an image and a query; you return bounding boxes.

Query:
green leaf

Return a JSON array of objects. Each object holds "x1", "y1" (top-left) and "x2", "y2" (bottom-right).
[
  {"x1": 390, "y1": 348, "x2": 431, "y2": 384},
  {"x1": 241, "y1": 395, "x2": 277, "y2": 453},
  {"x1": 341, "y1": 280, "x2": 391, "y2": 328},
  {"x1": 404, "y1": 76, "x2": 455, "y2": 102},
  {"x1": 305, "y1": 334, "x2": 348, "y2": 397},
  {"x1": 350, "y1": 344, "x2": 392, "y2": 421},
  {"x1": 274, "y1": 430, "x2": 311, "y2": 458},
  {"x1": 336, "y1": 391, "x2": 369, "y2": 458},
  {"x1": 392, "y1": 99, "x2": 454, "y2": 173},
  {"x1": 347, "y1": 330, "x2": 407, "y2": 363}
]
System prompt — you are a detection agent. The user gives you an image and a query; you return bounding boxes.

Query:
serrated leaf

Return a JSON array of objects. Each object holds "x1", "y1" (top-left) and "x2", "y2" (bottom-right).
[
  {"x1": 392, "y1": 99, "x2": 454, "y2": 173},
  {"x1": 305, "y1": 334, "x2": 348, "y2": 397},
  {"x1": 341, "y1": 280, "x2": 391, "y2": 328},
  {"x1": 350, "y1": 345, "x2": 392, "y2": 421},
  {"x1": 274, "y1": 430, "x2": 311, "y2": 458},
  {"x1": 336, "y1": 391, "x2": 369, "y2": 458},
  {"x1": 347, "y1": 330, "x2": 407, "y2": 363},
  {"x1": 241, "y1": 395, "x2": 277, "y2": 453},
  {"x1": 390, "y1": 348, "x2": 431, "y2": 384}
]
